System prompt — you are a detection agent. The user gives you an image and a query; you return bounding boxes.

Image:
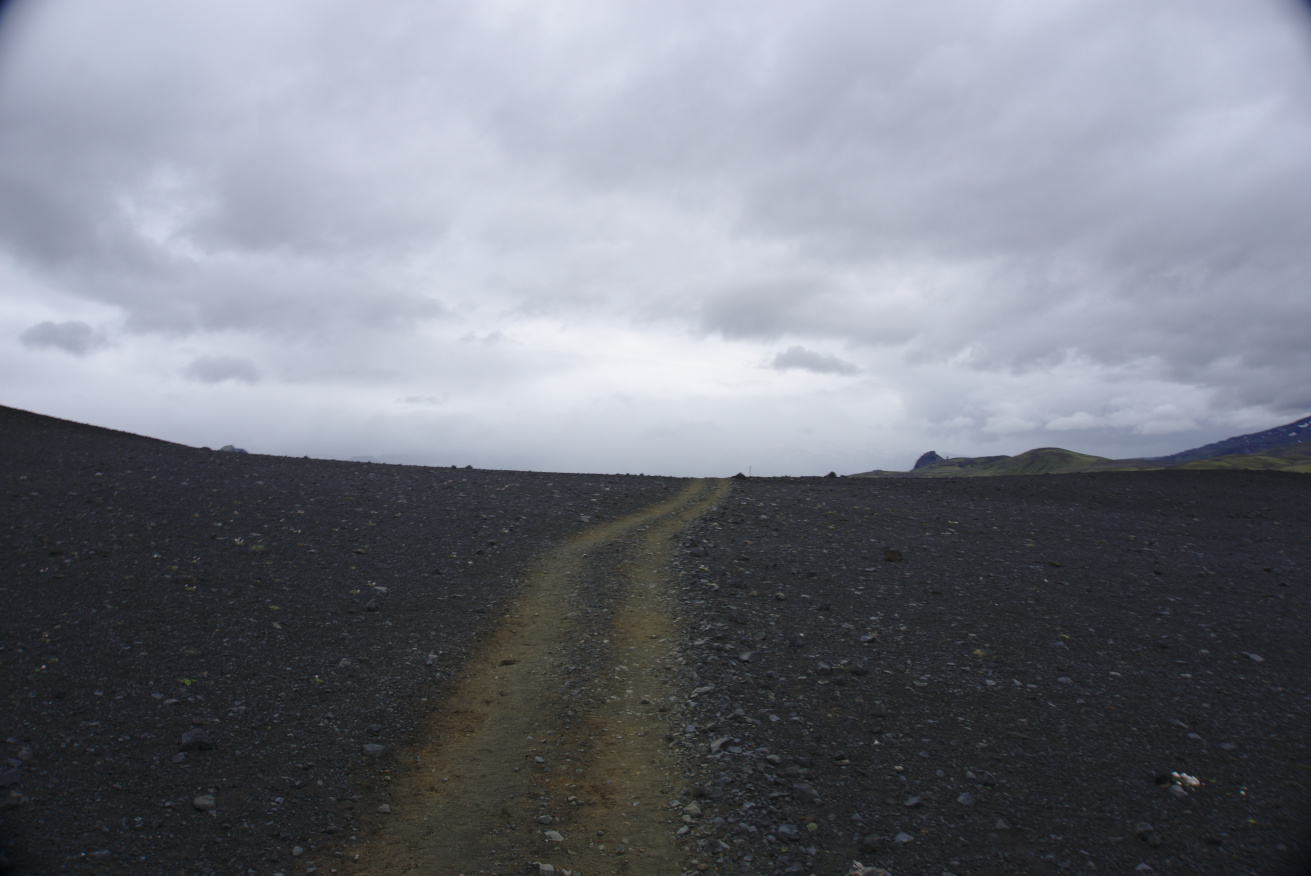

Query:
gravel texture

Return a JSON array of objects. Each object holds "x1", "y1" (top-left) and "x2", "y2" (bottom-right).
[
  {"x1": 3, "y1": 404, "x2": 1310, "y2": 876},
  {"x1": 0, "y1": 406, "x2": 680, "y2": 875},
  {"x1": 669, "y1": 473, "x2": 1311, "y2": 876}
]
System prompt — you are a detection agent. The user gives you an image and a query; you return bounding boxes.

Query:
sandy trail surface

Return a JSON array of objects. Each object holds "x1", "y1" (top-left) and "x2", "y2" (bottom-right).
[{"x1": 358, "y1": 479, "x2": 731, "y2": 875}]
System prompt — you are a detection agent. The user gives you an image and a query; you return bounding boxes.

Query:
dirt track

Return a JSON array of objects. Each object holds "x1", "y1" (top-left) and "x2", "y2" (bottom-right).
[{"x1": 356, "y1": 479, "x2": 731, "y2": 875}]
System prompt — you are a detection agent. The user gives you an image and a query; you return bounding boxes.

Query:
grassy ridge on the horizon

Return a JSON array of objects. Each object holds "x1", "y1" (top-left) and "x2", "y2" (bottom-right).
[{"x1": 853, "y1": 416, "x2": 1311, "y2": 478}]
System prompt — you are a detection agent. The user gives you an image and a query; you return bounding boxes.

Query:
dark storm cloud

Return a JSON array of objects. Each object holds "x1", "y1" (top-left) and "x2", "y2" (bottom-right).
[
  {"x1": 19, "y1": 320, "x2": 104, "y2": 356},
  {"x1": 770, "y1": 346, "x2": 857, "y2": 376}
]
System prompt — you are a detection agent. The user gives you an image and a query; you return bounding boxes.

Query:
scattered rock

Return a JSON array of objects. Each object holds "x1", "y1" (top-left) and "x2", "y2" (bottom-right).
[
  {"x1": 362, "y1": 743, "x2": 386, "y2": 758},
  {"x1": 179, "y1": 728, "x2": 215, "y2": 752},
  {"x1": 192, "y1": 794, "x2": 216, "y2": 811},
  {"x1": 792, "y1": 783, "x2": 821, "y2": 805}
]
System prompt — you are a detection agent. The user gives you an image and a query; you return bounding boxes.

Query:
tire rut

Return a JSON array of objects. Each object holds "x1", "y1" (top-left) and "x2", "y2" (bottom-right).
[{"x1": 354, "y1": 478, "x2": 732, "y2": 875}]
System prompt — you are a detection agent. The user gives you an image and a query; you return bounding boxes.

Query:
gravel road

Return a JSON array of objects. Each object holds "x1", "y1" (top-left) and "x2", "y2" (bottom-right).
[
  {"x1": 2, "y1": 405, "x2": 1309, "y2": 876},
  {"x1": 0, "y1": 406, "x2": 681, "y2": 875}
]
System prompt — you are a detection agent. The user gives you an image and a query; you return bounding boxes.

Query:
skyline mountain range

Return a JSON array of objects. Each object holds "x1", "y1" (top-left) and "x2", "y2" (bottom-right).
[{"x1": 856, "y1": 414, "x2": 1311, "y2": 478}]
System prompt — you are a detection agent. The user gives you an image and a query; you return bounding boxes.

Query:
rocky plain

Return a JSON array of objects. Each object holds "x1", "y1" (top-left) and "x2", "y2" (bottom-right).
[{"x1": 1, "y1": 404, "x2": 1309, "y2": 875}]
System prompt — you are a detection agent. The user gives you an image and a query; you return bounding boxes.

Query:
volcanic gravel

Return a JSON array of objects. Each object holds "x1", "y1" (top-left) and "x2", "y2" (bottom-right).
[
  {"x1": 0, "y1": 406, "x2": 681, "y2": 875},
  {"x1": 3, "y1": 404, "x2": 1310, "y2": 876},
  {"x1": 668, "y1": 473, "x2": 1311, "y2": 876}
]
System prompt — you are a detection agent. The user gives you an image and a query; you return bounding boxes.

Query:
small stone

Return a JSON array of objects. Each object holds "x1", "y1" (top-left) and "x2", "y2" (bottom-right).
[
  {"x1": 292, "y1": 846, "x2": 304, "y2": 857},
  {"x1": 738, "y1": 651, "x2": 756, "y2": 663},
  {"x1": 377, "y1": 804, "x2": 391, "y2": 814},
  {"x1": 904, "y1": 796, "x2": 922, "y2": 808},
  {"x1": 709, "y1": 737, "x2": 730, "y2": 754},
  {"x1": 544, "y1": 830, "x2": 564, "y2": 842},
  {"x1": 894, "y1": 831, "x2": 913, "y2": 844},
  {"x1": 426, "y1": 652, "x2": 440, "y2": 666},
  {"x1": 1134, "y1": 865, "x2": 1155, "y2": 873},
  {"x1": 1248, "y1": 653, "x2": 1264, "y2": 662},
  {"x1": 1057, "y1": 677, "x2": 1073, "y2": 684},
  {"x1": 535, "y1": 756, "x2": 545, "y2": 763},
  {"x1": 362, "y1": 743, "x2": 386, "y2": 758},
  {"x1": 683, "y1": 802, "x2": 702, "y2": 817},
  {"x1": 179, "y1": 728, "x2": 215, "y2": 752},
  {"x1": 775, "y1": 824, "x2": 800, "y2": 841},
  {"x1": 88, "y1": 849, "x2": 112, "y2": 861},
  {"x1": 538, "y1": 864, "x2": 556, "y2": 876},
  {"x1": 193, "y1": 794, "x2": 216, "y2": 811},
  {"x1": 1168, "y1": 783, "x2": 1188, "y2": 799},
  {"x1": 539, "y1": 815, "x2": 553, "y2": 824},
  {"x1": 792, "y1": 783, "x2": 821, "y2": 805},
  {"x1": 956, "y1": 792, "x2": 975, "y2": 806},
  {"x1": 765, "y1": 754, "x2": 783, "y2": 766}
]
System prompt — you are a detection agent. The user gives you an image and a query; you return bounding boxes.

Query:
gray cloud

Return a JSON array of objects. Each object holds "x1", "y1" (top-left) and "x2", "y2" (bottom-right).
[
  {"x1": 186, "y1": 355, "x2": 260, "y2": 384},
  {"x1": 19, "y1": 320, "x2": 105, "y2": 356},
  {"x1": 770, "y1": 346, "x2": 858, "y2": 375},
  {"x1": 1, "y1": 1, "x2": 1309, "y2": 473}
]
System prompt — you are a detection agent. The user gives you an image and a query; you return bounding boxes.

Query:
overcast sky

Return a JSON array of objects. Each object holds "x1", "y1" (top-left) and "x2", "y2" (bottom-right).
[{"x1": 2, "y1": 0, "x2": 1310, "y2": 476}]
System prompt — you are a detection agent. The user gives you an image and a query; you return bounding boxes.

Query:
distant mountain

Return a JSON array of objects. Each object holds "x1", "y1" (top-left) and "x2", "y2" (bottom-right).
[
  {"x1": 1170, "y1": 442, "x2": 1311, "y2": 473},
  {"x1": 852, "y1": 414, "x2": 1311, "y2": 478},
  {"x1": 1149, "y1": 414, "x2": 1311, "y2": 464}
]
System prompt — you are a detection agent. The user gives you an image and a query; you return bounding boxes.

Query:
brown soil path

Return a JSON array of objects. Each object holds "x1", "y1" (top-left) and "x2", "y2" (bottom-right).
[{"x1": 353, "y1": 478, "x2": 732, "y2": 875}]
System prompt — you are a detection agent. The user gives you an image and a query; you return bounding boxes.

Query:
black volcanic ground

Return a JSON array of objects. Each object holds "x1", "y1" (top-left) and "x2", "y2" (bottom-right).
[{"x1": 2, "y1": 405, "x2": 1309, "y2": 876}]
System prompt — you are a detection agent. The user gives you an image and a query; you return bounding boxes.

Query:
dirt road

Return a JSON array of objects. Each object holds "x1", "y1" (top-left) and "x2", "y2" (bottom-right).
[{"x1": 354, "y1": 478, "x2": 731, "y2": 875}]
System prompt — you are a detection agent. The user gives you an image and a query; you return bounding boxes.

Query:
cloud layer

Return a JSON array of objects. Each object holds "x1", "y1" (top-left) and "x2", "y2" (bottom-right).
[{"x1": 2, "y1": 0, "x2": 1310, "y2": 473}]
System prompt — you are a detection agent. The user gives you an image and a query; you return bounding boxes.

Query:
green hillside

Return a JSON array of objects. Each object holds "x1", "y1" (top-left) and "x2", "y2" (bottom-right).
[
  {"x1": 915, "y1": 447, "x2": 1111, "y2": 477},
  {"x1": 1171, "y1": 443, "x2": 1311, "y2": 473},
  {"x1": 852, "y1": 440, "x2": 1311, "y2": 479}
]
